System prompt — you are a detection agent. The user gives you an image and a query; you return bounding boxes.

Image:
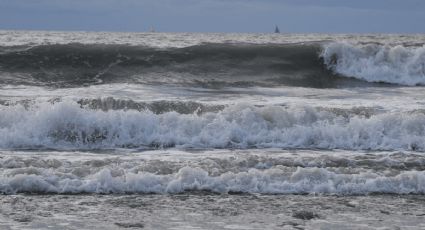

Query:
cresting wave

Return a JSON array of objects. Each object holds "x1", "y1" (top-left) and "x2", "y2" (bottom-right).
[
  {"x1": 0, "y1": 43, "x2": 330, "y2": 88},
  {"x1": 1, "y1": 42, "x2": 424, "y2": 87},
  {"x1": 321, "y1": 42, "x2": 425, "y2": 86},
  {"x1": 1, "y1": 166, "x2": 424, "y2": 195},
  {"x1": 1, "y1": 149, "x2": 424, "y2": 195},
  {"x1": 1, "y1": 100, "x2": 425, "y2": 151}
]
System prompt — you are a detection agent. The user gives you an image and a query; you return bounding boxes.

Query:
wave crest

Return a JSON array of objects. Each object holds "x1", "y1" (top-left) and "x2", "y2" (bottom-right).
[
  {"x1": 322, "y1": 42, "x2": 425, "y2": 86},
  {"x1": 2, "y1": 42, "x2": 425, "y2": 87},
  {"x1": 0, "y1": 43, "x2": 356, "y2": 88}
]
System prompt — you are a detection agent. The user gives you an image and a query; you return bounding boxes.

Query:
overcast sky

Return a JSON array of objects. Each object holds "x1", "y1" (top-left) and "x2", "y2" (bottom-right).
[{"x1": 0, "y1": 0, "x2": 424, "y2": 33}]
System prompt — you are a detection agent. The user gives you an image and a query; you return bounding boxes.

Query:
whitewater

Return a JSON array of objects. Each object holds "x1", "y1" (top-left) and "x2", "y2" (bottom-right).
[{"x1": 0, "y1": 31, "x2": 425, "y2": 229}]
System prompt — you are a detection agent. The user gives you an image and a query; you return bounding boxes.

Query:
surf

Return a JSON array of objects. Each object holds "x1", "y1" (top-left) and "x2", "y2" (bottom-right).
[{"x1": 1, "y1": 100, "x2": 425, "y2": 151}]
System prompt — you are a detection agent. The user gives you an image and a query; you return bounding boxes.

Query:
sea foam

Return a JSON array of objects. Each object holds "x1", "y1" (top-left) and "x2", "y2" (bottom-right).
[
  {"x1": 322, "y1": 42, "x2": 425, "y2": 86},
  {"x1": 0, "y1": 166, "x2": 424, "y2": 195},
  {"x1": 1, "y1": 101, "x2": 425, "y2": 151}
]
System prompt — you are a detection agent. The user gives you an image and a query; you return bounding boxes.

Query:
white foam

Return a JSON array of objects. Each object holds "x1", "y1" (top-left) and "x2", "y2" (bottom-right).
[
  {"x1": 322, "y1": 42, "x2": 425, "y2": 86},
  {"x1": 0, "y1": 165, "x2": 423, "y2": 195},
  {"x1": 1, "y1": 101, "x2": 425, "y2": 151}
]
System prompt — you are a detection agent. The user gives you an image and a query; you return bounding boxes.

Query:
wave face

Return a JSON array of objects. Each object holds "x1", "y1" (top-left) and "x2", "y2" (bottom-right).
[
  {"x1": 322, "y1": 42, "x2": 425, "y2": 86},
  {"x1": 1, "y1": 41, "x2": 425, "y2": 87},
  {"x1": 1, "y1": 39, "x2": 425, "y2": 87},
  {"x1": 1, "y1": 43, "x2": 352, "y2": 88},
  {"x1": 1, "y1": 100, "x2": 425, "y2": 151}
]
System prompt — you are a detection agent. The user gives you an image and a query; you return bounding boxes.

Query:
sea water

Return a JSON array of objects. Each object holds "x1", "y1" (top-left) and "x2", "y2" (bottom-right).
[{"x1": 0, "y1": 31, "x2": 424, "y2": 229}]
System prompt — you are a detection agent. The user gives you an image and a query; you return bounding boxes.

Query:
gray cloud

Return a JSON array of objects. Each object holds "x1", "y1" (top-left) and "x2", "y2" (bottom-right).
[
  {"x1": 0, "y1": 0, "x2": 423, "y2": 33},
  {"x1": 276, "y1": 0, "x2": 425, "y2": 11}
]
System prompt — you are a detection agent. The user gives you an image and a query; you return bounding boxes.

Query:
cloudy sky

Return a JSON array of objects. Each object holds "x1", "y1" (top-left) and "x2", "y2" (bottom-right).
[{"x1": 0, "y1": 0, "x2": 424, "y2": 33}]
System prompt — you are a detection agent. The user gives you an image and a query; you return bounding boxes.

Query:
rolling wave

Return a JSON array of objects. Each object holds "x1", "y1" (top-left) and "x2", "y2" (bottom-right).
[
  {"x1": 1, "y1": 166, "x2": 423, "y2": 195},
  {"x1": 1, "y1": 150, "x2": 424, "y2": 195},
  {"x1": 1, "y1": 100, "x2": 425, "y2": 151},
  {"x1": 322, "y1": 42, "x2": 425, "y2": 86},
  {"x1": 0, "y1": 42, "x2": 424, "y2": 88},
  {"x1": 0, "y1": 42, "x2": 368, "y2": 88}
]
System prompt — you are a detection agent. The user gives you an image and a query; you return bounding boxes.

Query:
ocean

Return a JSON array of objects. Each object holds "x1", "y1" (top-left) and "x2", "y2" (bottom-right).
[{"x1": 0, "y1": 31, "x2": 424, "y2": 229}]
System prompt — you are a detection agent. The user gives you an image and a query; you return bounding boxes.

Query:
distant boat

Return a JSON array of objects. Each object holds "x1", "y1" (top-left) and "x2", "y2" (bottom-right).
[
  {"x1": 274, "y1": 26, "x2": 280, "y2": 33},
  {"x1": 149, "y1": 27, "x2": 156, "y2": 33}
]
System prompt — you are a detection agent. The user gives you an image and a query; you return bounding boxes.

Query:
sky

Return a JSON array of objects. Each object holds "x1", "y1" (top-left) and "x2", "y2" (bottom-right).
[{"x1": 0, "y1": 0, "x2": 424, "y2": 33}]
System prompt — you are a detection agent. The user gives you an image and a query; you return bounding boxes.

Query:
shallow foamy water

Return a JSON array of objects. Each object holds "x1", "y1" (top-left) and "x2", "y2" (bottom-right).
[
  {"x1": 1, "y1": 193, "x2": 424, "y2": 230},
  {"x1": 1, "y1": 149, "x2": 421, "y2": 229}
]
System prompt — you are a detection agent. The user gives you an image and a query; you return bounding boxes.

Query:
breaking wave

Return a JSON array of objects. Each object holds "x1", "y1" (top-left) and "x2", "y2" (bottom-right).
[
  {"x1": 322, "y1": 42, "x2": 425, "y2": 86},
  {"x1": 0, "y1": 166, "x2": 423, "y2": 195},
  {"x1": 1, "y1": 100, "x2": 425, "y2": 151},
  {"x1": 1, "y1": 42, "x2": 424, "y2": 87}
]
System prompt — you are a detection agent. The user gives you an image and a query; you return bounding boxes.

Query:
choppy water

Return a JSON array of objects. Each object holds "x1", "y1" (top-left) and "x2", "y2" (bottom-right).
[{"x1": 0, "y1": 31, "x2": 425, "y2": 229}]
